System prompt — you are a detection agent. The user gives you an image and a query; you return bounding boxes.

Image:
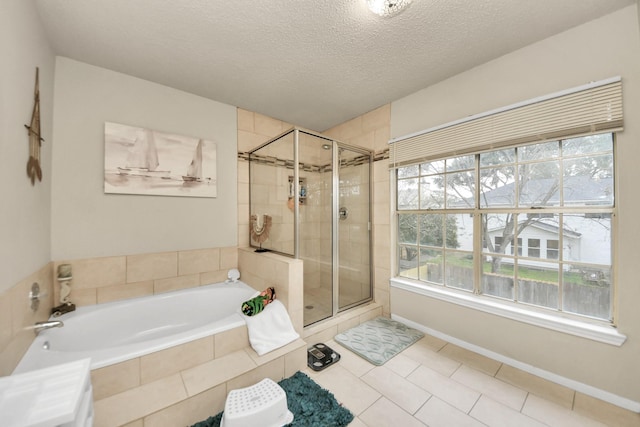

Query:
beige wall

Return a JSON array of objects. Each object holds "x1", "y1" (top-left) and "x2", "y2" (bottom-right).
[
  {"x1": 51, "y1": 57, "x2": 238, "y2": 260},
  {"x1": 0, "y1": 0, "x2": 55, "y2": 376},
  {"x1": 0, "y1": 0, "x2": 55, "y2": 292},
  {"x1": 390, "y1": 5, "x2": 640, "y2": 405},
  {"x1": 0, "y1": 264, "x2": 53, "y2": 376}
]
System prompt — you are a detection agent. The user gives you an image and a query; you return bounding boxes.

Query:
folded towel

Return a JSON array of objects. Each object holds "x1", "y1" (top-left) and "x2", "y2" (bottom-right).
[{"x1": 244, "y1": 298, "x2": 299, "y2": 356}]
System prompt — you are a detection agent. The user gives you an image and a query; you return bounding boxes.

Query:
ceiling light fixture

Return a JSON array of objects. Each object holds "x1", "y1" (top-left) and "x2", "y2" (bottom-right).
[{"x1": 366, "y1": 0, "x2": 412, "y2": 17}]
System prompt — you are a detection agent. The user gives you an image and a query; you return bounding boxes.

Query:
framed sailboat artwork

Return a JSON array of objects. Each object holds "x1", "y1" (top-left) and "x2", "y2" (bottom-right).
[{"x1": 104, "y1": 122, "x2": 217, "y2": 198}]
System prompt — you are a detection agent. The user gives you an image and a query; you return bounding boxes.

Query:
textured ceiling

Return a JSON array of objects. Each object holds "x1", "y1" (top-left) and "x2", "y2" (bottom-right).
[{"x1": 35, "y1": 0, "x2": 635, "y2": 131}]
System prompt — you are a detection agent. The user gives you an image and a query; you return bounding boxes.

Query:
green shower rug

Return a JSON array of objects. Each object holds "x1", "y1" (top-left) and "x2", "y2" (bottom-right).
[
  {"x1": 335, "y1": 316, "x2": 424, "y2": 366},
  {"x1": 191, "y1": 371, "x2": 353, "y2": 427}
]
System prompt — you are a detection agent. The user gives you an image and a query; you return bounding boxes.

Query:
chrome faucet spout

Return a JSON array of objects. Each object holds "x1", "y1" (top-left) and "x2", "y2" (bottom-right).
[{"x1": 33, "y1": 320, "x2": 64, "y2": 335}]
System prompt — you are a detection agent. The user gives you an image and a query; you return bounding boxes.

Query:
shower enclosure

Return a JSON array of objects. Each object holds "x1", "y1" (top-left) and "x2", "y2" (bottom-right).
[{"x1": 248, "y1": 128, "x2": 373, "y2": 326}]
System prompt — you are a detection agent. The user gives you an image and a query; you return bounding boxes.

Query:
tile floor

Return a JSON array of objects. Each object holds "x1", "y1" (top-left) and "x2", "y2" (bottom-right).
[{"x1": 302, "y1": 335, "x2": 639, "y2": 427}]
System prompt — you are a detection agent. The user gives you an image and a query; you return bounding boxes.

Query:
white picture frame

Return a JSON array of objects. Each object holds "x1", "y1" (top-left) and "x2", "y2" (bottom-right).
[{"x1": 104, "y1": 122, "x2": 217, "y2": 198}]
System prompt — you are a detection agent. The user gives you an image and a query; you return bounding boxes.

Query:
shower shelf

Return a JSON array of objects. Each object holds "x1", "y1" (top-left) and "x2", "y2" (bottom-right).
[{"x1": 288, "y1": 176, "x2": 307, "y2": 205}]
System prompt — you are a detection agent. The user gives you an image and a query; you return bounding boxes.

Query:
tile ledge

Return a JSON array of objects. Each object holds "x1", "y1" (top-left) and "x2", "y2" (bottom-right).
[
  {"x1": 94, "y1": 341, "x2": 306, "y2": 425},
  {"x1": 244, "y1": 338, "x2": 307, "y2": 365}
]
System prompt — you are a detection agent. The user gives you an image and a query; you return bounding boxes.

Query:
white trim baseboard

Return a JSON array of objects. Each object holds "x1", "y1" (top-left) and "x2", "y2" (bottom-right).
[
  {"x1": 391, "y1": 278, "x2": 626, "y2": 346},
  {"x1": 392, "y1": 313, "x2": 640, "y2": 413}
]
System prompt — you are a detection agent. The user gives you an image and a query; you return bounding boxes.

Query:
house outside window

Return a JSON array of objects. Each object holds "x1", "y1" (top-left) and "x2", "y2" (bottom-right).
[
  {"x1": 396, "y1": 133, "x2": 614, "y2": 321},
  {"x1": 513, "y1": 238, "x2": 522, "y2": 256},
  {"x1": 494, "y1": 236, "x2": 502, "y2": 253}
]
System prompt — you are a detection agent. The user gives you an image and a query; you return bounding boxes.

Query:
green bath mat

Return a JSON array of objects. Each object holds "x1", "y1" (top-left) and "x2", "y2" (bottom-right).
[
  {"x1": 191, "y1": 371, "x2": 353, "y2": 427},
  {"x1": 334, "y1": 316, "x2": 424, "y2": 366}
]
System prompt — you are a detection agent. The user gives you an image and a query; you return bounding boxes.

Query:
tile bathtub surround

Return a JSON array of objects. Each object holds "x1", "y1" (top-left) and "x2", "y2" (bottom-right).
[
  {"x1": 238, "y1": 247, "x2": 304, "y2": 334},
  {"x1": 93, "y1": 339, "x2": 308, "y2": 427},
  {"x1": 52, "y1": 246, "x2": 238, "y2": 307},
  {"x1": 29, "y1": 244, "x2": 306, "y2": 425},
  {"x1": 92, "y1": 291, "x2": 376, "y2": 426},
  {"x1": 0, "y1": 262, "x2": 54, "y2": 375}
]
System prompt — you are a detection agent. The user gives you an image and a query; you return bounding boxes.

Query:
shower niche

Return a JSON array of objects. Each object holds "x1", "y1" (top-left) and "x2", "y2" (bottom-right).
[
  {"x1": 288, "y1": 176, "x2": 307, "y2": 205},
  {"x1": 249, "y1": 128, "x2": 373, "y2": 326}
]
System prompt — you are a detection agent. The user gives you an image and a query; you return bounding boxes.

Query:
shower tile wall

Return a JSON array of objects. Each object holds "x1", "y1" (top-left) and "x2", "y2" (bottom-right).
[
  {"x1": 250, "y1": 161, "x2": 295, "y2": 254},
  {"x1": 300, "y1": 168, "x2": 332, "y2": 320},
  {"x1": 244, "y1": 106, "x2": 391, "y2": 323},
  {"x1": 237, "y1": 108, "x2": 294, "y2": 248},
  {"x1": 239, "y1": 106, "x2": 391, "y2": 322}
]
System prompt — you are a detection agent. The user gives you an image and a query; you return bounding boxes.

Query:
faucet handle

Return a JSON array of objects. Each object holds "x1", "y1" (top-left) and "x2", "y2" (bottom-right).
[{"x1": 29, "y1": 282, "x2": 48, "y2": 312}]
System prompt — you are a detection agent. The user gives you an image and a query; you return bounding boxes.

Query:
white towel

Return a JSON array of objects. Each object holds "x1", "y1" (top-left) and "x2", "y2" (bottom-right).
[{"x1": 244, "y1": 299, "x2": 299, "y2": 356}]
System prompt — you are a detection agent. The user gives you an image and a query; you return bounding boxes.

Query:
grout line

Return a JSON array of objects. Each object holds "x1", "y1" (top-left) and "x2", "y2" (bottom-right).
[
  {"x1": 415, "y1": 393, "x2": 433, "y2": 416},
  {"x1": 435, "y1": 342, "x2": 447, "y2": 355},
  {"x1": 402, "y1": 360, "x2": 420, "y2": 378},
  {"x1": 520, "y1": 391, "x2": 530, "y2": 413},
  {"x1": 177, "y1": 367, "x2": 190, "y2": 397},
  {"x1": 467, "y1": 393, "x2": 482, "y2": 415},
  {"x1": 358, "y1": 395, "x2": 383, "y2": 418},
  {"x1": 449, "y1": 361, "x2": 464, "y2": 378},
  {"x1": 494, "y1": 362, "x2": 505, "y2": 380},
  {"x1": 136, "y1": 357, "x2": 142, "y2": 387},
  {"x1": 493, "y1": 362, "x2": 503, "y2": 378}
]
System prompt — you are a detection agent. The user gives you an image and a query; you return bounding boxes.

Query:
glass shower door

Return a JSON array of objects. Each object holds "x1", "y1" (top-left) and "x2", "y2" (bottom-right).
[
  {"x1": 299, "y1": 132, "x2": 334, "y2": 325},
  {"x1": 336, "y1": 145, "x2": 372, "y2": 311}
]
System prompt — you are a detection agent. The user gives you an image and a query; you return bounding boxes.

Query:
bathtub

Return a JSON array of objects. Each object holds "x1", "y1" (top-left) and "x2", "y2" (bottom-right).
[{"x1": 14, "y1": 280, "x2": 258, "y2": 374}]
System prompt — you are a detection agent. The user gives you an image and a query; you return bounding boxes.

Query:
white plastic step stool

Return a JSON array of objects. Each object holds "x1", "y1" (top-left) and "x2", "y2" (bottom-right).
[{"x1": 221, "y1": 378, "x2": 293, "y2": 427}]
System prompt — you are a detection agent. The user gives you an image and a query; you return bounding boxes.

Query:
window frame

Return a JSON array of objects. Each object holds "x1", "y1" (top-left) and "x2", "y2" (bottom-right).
[{"x1": 393, "y1": 133, "x2": 620, "y2": 337}]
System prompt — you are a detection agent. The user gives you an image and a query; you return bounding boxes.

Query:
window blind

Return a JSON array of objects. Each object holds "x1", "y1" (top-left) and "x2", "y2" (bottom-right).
[{"x1": 390, "y1": 77, "x2": 623, "y2": 168}]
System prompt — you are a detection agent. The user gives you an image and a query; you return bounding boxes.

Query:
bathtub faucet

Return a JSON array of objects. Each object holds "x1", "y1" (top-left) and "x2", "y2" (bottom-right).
[{"x1": 33, "y1": 320, "x2": 64, "y2": 335}]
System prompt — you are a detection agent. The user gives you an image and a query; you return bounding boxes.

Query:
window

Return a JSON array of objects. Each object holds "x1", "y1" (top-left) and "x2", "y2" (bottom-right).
[
  {"x1": 396, "y1": 133, "x2": 614, "y2": 322},
  {"x1": 528, "y1": 239, "x2": 540, "y2": 258},
  {"x1": 547, "y1": 239, "x2": 559, "y2": 259}
]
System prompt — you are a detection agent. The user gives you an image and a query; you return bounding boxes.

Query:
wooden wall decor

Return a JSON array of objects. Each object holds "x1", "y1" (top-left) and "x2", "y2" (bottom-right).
[{"x1": 24, "y1": 67, "x2": 44, "y2": 185}]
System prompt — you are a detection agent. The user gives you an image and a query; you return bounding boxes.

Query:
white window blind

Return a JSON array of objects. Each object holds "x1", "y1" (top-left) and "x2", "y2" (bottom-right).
[{"x1": 390, "y1": 77, "x2": 623, "y2": 168}]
